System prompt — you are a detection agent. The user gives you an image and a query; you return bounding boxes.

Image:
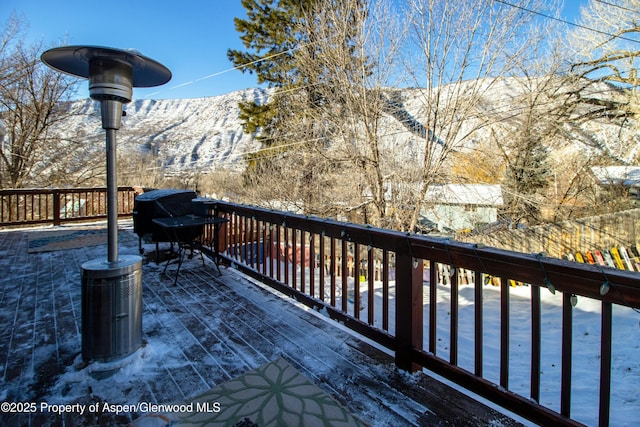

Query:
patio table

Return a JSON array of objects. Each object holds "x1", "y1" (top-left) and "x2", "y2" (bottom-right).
[{"x1": 152, "y1": 214, "x2": 228, "y2": 284}]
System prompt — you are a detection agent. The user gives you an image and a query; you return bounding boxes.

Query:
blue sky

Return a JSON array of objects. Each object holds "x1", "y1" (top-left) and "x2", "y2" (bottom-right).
[{"x1": 1, "y1": 0, "x2": 589, "y2": 100}]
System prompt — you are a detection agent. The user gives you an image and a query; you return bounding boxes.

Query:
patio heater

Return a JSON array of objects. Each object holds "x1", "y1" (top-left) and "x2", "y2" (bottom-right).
[{"x1": 41, "y1": 46, "x2": 171, "y2": 362}]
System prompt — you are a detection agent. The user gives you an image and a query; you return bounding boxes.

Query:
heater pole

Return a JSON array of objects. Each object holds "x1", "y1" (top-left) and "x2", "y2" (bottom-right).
[
  {"x1": 105, "y1": 127, "x2": 119, "y2": 263},
  {"x1": 101, "y1": 97, "x2": 124, "y2": 264}
]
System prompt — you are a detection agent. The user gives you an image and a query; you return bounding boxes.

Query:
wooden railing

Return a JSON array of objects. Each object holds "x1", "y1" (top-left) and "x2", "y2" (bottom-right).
[
  {"x1": 0, "y1": 187, "x2": 137, "y2": 227},
  {"x1": 203, "y1": 200, "x2": 640, "y2": 427},
  {"x1": 6, "y1": 188, "x2": 636, "y2": 426}
]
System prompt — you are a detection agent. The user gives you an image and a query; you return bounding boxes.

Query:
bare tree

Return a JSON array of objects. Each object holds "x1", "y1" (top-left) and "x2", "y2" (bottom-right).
[
  {"x1": 450, "y1": 0, "x2": 640, "y2": 228},
  {"x1": 267, "y1": 0, "x2": 407, "y2": 226},
  {"x1": 484, "y1": 56, "x2": 567, "y2": 226},
  {"x1": 567, "y1": 0, "x2": 640, "y2": 123},
  {"x1": 244, "y1": 0, "x2": 567, "y2": 232},
  {"x1": 241, "y1": 0, "x2": 401, "y2": 225},
  {"x1": 544, "y1": 0, "x2": 640, "y2": 215},
  {"x1": 400, "y1": 0, "x2": 564, "y2": 231},
  {"x1": 0, "y1": 14, "x2": 79, "y2": 188}
]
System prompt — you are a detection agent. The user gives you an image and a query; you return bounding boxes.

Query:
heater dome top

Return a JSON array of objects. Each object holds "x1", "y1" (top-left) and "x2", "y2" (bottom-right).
[{"x1": 41, "y1": 45, "x2": 171, "y2": 88}]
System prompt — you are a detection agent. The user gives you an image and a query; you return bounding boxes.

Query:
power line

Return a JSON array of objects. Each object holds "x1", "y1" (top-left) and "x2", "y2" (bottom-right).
[
  {"x1": 143, "y1": 47, "x2": 297, "y2": 98},
  {"x1": 144, "y1": 30, "x2": 346, "y2": 99},
  {"x1": 130, "y1": 2, "x2": 637, "y2": 168},
  {"x1": 594, "y1": 0, "x2": 639, "y2": 14},
  {"x1": 492, "y1": 0, "x2": 640, "y2": 45},
  {"x1": 143, "y1": 1, "x2": 640, "y2": 100}
]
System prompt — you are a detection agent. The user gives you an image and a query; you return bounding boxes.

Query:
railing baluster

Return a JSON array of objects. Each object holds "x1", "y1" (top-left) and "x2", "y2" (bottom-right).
[
  {"x1": 330, "y1": 237, "x2": 336, "y2": 307},
  {"x1": 310, "y1": 232, "x2": 315, "y2": 299},
  {"x1": 319, "y1": 233, "x2": 325, "y2": 302},
  {"x1": 249, "y1": 217, "x2": 255, "y2": 269},
  {"x1": 561, "y1": 292, "x2": 573, "y2": 417},
  {"x1": 268, "y1": 223, "x2": 274, "y2": 278},
  {"x1": 354, "y1": 242, "x2": 360, "y2": 320},
  {"x1": 599, "y1": 301, "x2": 612, "y2": 427},
  {"x1": 383, "y1": 250, "x2": 389, "y2": 332},
  {"x1": 242, "y1": 215, "x2": 247, "y2": 262},
  {"x1": 284, "y1": 226, "x2": 290, "y2": 286},
  {"x1": 299, "y1": 230, "x2": 304, "y2": 293},
  {"x1": 292, "y1": 228, "x2": 298, "y2": 290},
  {"x1": 342, "y1": 239, "x2": 348, "y2": 312},
  {"x1": 234, "y1": 215, "x2": 241, "y2": 262},
  {"x1": 500, "y1": 277, "x2": 510, "y2": 389},
  {"x1": 246, "y1": 216, "x2": 251, "y2": 265},
  {"x1": 236, "y1": 214, "x2": 242, "y2": 262},
  {"x1": 252, "y1": 220, "x2": 258, "y2": 270},
  {"x1": 531, "y1": 283, "x2": 541, "y2": 402},
  {"x1": 474, "y1": 271, "x2": 483, "y2": 377},
  {"x1": 276, "y1": 224, "x2": 282, "y2": 282},
  {"x1": 368, "y1": 247, "x2": 374, "y2": 326},
  {"x1": 429, "y1": 261, "x2": 437, "y2": 355},
  {"x1": 262, "y1": 221, "x2": 267, "y2": 276},
  {"x1": 229, "y1": 212, "x2": 239, "y2": 260},
  {"x1": 38, "y1": 193, "x2": 43, "y2": 221},
  {"x1": 253, "y1": 218, "x2": 258, "y2": 270},
  {"x1": 340, "y1": 239, "x2": 349, "y2": 313},
  {"x1": 450, "y1": 266, "x2": 459, "y2": 366},
  {"x1": 245, "y1": 216, "x2": 250, "y2": 264}
]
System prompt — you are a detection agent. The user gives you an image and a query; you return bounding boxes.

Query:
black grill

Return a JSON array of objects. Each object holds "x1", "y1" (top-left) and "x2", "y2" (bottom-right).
[{"x1": 133, "y1": 189, "x2": 198, "y2": 253}]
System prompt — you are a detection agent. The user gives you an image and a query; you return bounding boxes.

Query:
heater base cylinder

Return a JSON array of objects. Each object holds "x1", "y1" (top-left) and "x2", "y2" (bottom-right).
[{"x1": 81, "y1": 255, "x2": 143, "y2": 363}]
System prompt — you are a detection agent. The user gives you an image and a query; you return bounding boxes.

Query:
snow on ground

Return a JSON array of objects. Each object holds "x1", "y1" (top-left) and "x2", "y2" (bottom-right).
[
  {"x1": 5, "y1": 224, "x2": 637, "y2": 426},
  {"x1": 451, "y1": 283, "x2": 640, "y2": 427},
  {"x1": 263, "y1": 259, "x2": 640, "y2": 427}
]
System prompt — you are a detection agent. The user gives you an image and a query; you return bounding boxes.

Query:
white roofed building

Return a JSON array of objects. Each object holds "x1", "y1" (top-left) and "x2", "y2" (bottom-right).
[
  {"x1": 590, "y1": 166, "x2": 640, "y2": 197},
  {"x1": 422, "y1": 184, "x2": 503, "y2": 232}
]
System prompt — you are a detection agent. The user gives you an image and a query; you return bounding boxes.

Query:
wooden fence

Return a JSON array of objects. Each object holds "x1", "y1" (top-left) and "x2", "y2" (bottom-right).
[{"x1": 461, "y1": 209, "x2": 640, "y2": 260}]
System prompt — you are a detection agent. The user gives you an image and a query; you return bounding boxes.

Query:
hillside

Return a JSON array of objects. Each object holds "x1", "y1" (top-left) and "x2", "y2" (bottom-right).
[
  {"x1": 50, "y1": 79, "x2": 639, "y2": 180},
  {"x1": 53, "y1": 88, "x2": 268, "y2": 173}
]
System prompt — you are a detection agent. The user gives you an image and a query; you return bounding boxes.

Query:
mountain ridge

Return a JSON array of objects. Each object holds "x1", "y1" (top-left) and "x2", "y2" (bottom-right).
[{"x1": 51, "y1": 80, "x2": 638, "y2": 182}]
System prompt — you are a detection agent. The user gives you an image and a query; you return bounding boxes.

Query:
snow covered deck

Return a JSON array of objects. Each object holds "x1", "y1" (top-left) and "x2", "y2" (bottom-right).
[{"x1": 0, "y1": 221, "x2": 522, "y2": 426}]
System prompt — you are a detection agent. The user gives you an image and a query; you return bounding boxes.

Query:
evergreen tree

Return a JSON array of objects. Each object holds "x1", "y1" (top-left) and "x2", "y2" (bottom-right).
[
  {"x1": 227, "y1": 0, "x2": 319, "y2": 191},
  {"x1": 503, "y1": 137, "x2": 551, "y2": 226},
  {"x1": 228, "y1": 0, "x2": 369, "y2": 211},
  {"x1": 227, "y1": 0, "x2": 314, "y2": 140}
]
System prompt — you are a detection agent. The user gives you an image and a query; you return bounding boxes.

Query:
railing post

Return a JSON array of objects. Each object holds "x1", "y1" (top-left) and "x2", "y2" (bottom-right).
[
  {"x1": 52, "y1": 190, "x2": 61, "y2": 226},
  {"x1": 395, "y1": 250, "x2": 423, "y2": 372}
]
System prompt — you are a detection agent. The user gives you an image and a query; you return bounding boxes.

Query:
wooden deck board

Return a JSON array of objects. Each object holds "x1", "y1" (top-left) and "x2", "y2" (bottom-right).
[{"x1": 0, "y1": 223, "x2": 525, "y2": 426}]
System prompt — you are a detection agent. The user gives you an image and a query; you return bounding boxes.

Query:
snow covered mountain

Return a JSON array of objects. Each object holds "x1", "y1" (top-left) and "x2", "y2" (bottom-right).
[
  {"x1": 52, "y1": 80, "x2": 638, "y2": 181},
  {"x1": 57, "y1": 88, "x2": 269, "y2": 173},
  {"x1": 54, "y1": 86, "x2": 433, "y2": 176}
]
